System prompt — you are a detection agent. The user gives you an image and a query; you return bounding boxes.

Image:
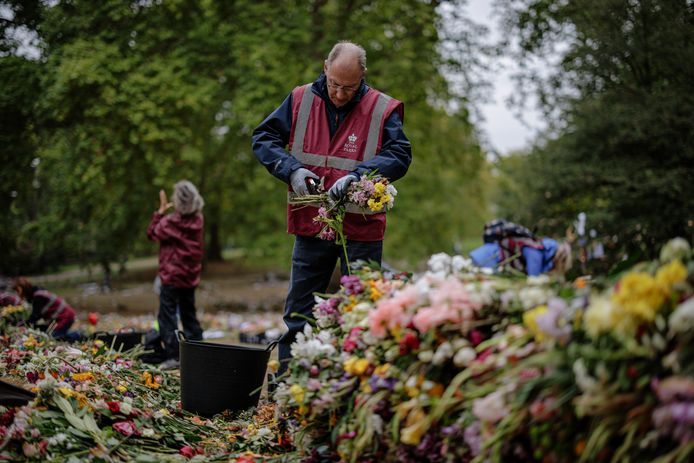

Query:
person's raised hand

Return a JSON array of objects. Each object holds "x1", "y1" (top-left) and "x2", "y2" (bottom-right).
[
  {"x1": 158, "y1": 190, "x2": 173, "y2": 214},
  {"x1": 328, "y1": 173, "x2": 358, "y2": 201},
  {"x1": 290, "y1": 168, "x2": 319, "y2": 196}
]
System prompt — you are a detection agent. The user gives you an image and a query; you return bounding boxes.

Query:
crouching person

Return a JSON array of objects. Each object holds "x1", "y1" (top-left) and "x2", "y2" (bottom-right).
[{"x1": 12, "y1": 277, "x2": 80, "y2": 341}]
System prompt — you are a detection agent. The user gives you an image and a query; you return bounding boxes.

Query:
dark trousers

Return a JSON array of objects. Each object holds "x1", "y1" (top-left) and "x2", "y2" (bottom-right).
[
  {"x1": 158, "y1": 285, "x2": 203, "y2": 360},
  {"x1": 278, "y1": 235, "x2": 382, "y2": 374}
]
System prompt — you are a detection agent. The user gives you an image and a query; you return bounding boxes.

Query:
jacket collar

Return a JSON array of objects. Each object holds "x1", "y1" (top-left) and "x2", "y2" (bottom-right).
[{"x1": 311, "y1": 73, "x2": 368, "y2": 110}]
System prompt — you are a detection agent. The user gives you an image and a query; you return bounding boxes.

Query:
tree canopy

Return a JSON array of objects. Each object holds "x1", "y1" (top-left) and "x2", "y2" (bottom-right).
[
  {"x1": 493, "y1": 0, "x2": 694, "y2": 261},
  {"x1": 1, "y1": 0, "x2": 489, "y2": 275}
]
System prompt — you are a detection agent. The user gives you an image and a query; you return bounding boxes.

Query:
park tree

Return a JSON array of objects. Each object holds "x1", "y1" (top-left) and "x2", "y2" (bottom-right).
[
  {"x1": 3, "y1": 0, "x2": 490, "y2": 276},
  {"x1": 495, "y1": 0, "x2": 694, "y2": 260}
]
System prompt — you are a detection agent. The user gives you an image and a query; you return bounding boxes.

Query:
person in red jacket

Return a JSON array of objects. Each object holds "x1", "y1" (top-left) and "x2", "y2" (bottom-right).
[
  {"x1": 147, "y1": 180, "x2": 205, "y2": 369},
  {"x1": 12, "y1": 277, "x2": 79, "y2": 341}
]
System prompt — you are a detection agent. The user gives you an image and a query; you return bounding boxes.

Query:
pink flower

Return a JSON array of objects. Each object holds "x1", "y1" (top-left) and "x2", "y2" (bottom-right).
[
  {"x1": 368, "y1": 286, "x2": 418, "y2": 338},
  {"x1": 23, "y1": 442, "x2": 39, "y2": 458},
  {"x1": 180, "y1": 446, "x2": 195, "y2": 458},
  {"x1": 113, "y1": 420, "x2": 138, "y2": 436},
  {"x1": 412, "y1": 277, "x2": 481, "y2": 333}
]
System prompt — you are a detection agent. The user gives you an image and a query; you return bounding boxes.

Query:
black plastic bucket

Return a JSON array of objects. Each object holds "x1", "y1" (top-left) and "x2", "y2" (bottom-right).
[
  {"x1": 178, "y1": 331, "x2": 277, "y2": 417},
  {"x1": 93, "y1": 331, "x2": 144, "y2": 351}
]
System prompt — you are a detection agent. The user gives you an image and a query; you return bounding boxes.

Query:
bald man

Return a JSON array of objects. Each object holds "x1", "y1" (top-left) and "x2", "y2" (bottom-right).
[{"x1": 252, "y1": 41, "x2": 412, "y2": 373}]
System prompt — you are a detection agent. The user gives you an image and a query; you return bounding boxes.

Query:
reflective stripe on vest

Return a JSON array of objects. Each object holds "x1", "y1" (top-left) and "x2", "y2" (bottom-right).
[
  {"x1": 289, "y1": 85, "x2": 392, "y2": 216},
  {"x1": 36, "y1": 290, "x2": 67, "y2": 319},
  {"x1": 287, "y1": 192, "x2": 385, "y2": 215}
]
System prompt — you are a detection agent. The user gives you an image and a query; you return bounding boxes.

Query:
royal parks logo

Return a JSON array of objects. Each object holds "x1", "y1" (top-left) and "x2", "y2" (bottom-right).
[{"x1": 343, "y1": 133, "x2": 359, "y2": 153}]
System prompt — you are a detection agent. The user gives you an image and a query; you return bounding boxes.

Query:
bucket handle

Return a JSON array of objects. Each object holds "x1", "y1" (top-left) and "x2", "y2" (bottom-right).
[
  {"x1": 176, "y1": 330, "x2": 186, "y2": 343},
  {"x1": 265, "y1": 340, "x2": 279, "y2": 352}
]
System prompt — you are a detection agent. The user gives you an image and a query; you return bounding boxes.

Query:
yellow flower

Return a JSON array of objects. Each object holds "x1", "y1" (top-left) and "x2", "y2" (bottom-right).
[
  {"x1": 1, "y1": 305, "x2": 25, "y2": 317},
  {"x1": 369, "y1": 282, "x2": 382, "y2": 301},
  {"x1": 612, "y1": 272, "x2": 665, "y2": 322},
  {"x1": 655, "y1": 260, "x2": 687, "y2": 293},
  {"x1": 116, "y1": 384, "x2": 128, "y2": 393},
  {"x1": 374, "y1": 183, "x2": 386, "y2": 194},
  {"x1": 267, "y1": 360, "x2": 280, "y2": 373},
  {"x1": 71, "y1": 372, "x2": 95, "y2": 382},
  {"x1": 400, "y1": 408, "x2": 429, "y2": 445},
  {"x1": 343, "y1": 295, "x2": 358, "y2": 313},
  {"x1": 584, "y1": 295, "x2": 641, "y2": 338},
  {"x1": 58, "y1": 387, "x2": 76, "y2": 398},
  {"x1": 142, "y1": 372, "x2": 161, "y2": 390},
  {"x1": 367, "y1": 198, "x2": 384, "y2": 212},
  {"x1": 374, "y1": 363, "x2": 391, "y2": 377},
  {"x1": 343, "y1": 356, "x2": 370, "y2": 376},
  {"x1": 289, "y1": 384, "x2": 305, "y2": 404},
  {"x1": 389, "y1": 325, "x2": 402, "y2": 341},
  {"x1": 523, "y1": 305, "x2": 548, "y2": 342}
]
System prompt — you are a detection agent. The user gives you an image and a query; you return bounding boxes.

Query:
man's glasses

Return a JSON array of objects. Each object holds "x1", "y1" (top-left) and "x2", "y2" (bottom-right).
[{"x1": 326, "y1": 78, "x2": 360, "y2": 94}]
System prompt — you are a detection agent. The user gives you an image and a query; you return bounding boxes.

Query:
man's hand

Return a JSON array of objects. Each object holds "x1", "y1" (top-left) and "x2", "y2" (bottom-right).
[
  {"x1": 328, "y1": 173, "x2": 359, "y2": 201},
  {"x1": 290, "y1": 168, "x2": 319, "y2": 196},
  {"x1": 158, "y1": 190, "x2": 173, "y2": 214}
]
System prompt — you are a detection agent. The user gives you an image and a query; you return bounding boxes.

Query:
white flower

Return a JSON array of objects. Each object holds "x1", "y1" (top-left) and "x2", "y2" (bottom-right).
[
  {"x1": 451, "y1": 255, "x2": 473, "y2": 273},
  {"x1": 453, "y1": 347, "x2": 476, "y2": 367},
  {"x1": 291, "y1": 325, "x2": 337, "y2": 362},
  {"x1": 432, "y1": 342, "x2": 453, "y2": 365},
  {"x1": 660, "y1": 237, "x2": 691, "y2": 263},
  {"x1": 120, "y1": 401, "x2": 132, "y2": 415},
  {"x1": 142, "y1": 428, "x2": 155, "y2": 438},
  {"x1": 427, "y1": 253, "x2": 452, "y2": 275},
  {"x1": 526, "y1": 275, "x2": 550, "y2": 286},
  {"x1": 48, "y1": 433, "x2": 68, "y2": 446},
  {"x1": 669, "y1": 297, "x2": 694, "y2": 335},
  {"x1": 518, "y1": 286, "x2": 551, "y2": 310},
  {"x1": 472, "y1": 390, "x2": 509, "y2": 423},
  {"x1": 573, "y1": 359, "x2": 598, "y2": 392},
  {"x1": 418, "y1": 350, "x2": 433, "y2": 362}
]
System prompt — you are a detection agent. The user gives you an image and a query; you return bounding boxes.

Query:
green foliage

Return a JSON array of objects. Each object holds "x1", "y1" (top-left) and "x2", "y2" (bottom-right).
[
  {"x1": 2, "y1": 0, "x2": 489, "y2": 274},
  {"x1": 495, "y1": 0, "x2": 694, "y2": 259}
]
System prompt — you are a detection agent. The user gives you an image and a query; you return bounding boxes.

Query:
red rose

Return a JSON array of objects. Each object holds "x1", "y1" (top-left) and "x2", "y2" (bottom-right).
[
  {"x1": 107, "y1": 401, "x2": 120, "y2": 413},
  {"x1": 398, "y1": 332, "x2": 420, "y2": 355},
  {"x1": 87, "y1": 312, "x2": 99, "y2": 326}
]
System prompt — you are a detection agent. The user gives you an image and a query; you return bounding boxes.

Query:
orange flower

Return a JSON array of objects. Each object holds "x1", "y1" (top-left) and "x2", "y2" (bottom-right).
[
  {"x1": 72, "y1": 372, "x2": 95, "y2": 382},
  {"x1": 143, "y1": 372, "x2": 161, "y2": 390}
]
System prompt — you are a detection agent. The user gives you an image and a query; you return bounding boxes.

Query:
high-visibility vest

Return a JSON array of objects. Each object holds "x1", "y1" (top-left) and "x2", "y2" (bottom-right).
[
  {"x1": 33, "y1": 289, "x2": 76, "y2": 328},
  {"x1": 287, "y1": 84, "x2": 403, "y2": 241}
]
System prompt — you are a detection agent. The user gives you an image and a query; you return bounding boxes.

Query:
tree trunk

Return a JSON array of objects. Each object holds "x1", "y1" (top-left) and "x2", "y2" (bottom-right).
[
  {"x1": 100, "y1": 260, "x2": 112, "y2": 292},
  {"x1": 206, "y1": 221, "x2": 223, "y2": 261}
]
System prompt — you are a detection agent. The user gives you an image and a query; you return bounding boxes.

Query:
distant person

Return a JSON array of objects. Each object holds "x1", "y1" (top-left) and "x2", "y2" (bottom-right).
[
  {"x1": 0, "y1": 291, "x2": 22, "y2": 307},
  {"x1": 146, "y1": 180, "x2": 205, "y2": 369},
  {"x1": 470, "y1": 219, "x2": 573, "y2": 276},
  {"x1": 12, "y1": 277, "x2": 79, "y2": 340}
]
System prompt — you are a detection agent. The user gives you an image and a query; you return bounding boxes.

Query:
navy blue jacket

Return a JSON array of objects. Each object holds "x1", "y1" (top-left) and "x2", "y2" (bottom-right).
[{"x1": 251, "y1": 74, "x2": 412, "y2": 184}]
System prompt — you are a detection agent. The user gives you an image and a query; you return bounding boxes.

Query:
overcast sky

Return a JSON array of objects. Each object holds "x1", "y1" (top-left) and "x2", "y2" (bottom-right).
[{"x1": 464, "y1": 0, "x2": 545, "y2": 155}]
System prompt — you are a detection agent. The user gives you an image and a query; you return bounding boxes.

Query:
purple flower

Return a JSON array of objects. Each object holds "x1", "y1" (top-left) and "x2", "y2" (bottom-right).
[
  {"x1": 340, "y1": 275, "x2": 364, "y2": 295},
  {"x1": 318, "y1": 227, "x2": 336, "y2": 241},
  {"x1": 463, "y1": 421, "x2": 482, "y2": 456}
]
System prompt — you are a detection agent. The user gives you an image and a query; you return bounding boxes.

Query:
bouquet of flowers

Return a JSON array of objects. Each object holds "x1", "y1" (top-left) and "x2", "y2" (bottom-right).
[{"x1": 290, "y1": 172, "x2": 397, "y2": 273}]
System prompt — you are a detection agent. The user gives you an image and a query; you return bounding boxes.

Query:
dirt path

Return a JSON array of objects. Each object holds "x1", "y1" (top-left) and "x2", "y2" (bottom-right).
[{"x1": 37, "y1": 259, "x2": 290, "y2": 316}]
